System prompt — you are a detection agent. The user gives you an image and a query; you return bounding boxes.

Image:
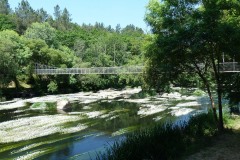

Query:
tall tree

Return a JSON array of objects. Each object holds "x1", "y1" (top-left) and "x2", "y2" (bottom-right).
[
  {"x1": 15, "y1": 0, "x2": 38, "y2": 34},
  {"x1": 53, "y1": 5, "x2": 61, "y2": 21},
  {"x1": 61, "y1": 8, "x2": 72, "y2": 30},
  {"x1": 115, "y1": 24, "x2": 121, "y2": 33},
  {"x1": 36, "y1": 8, "x2": 50, "y2": 22},
  {"x1": 53, "y1": 5, "x2": 72, "y2": 30},
  {"x1": 0, "y1": 0, "x2": 11, "y2": 14},
  {"x1": 145, "y1": 0, "x2": 240, "y2": 131}
]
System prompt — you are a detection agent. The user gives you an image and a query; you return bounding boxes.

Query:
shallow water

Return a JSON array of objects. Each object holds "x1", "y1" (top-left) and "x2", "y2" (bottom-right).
[{"x1": 0, "y1": 89, "x2": 210, "y2": 159}]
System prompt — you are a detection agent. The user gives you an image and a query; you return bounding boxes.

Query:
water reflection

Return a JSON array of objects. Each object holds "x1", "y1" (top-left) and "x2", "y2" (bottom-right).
[
  {"x1": 0, "y1": 96, "x2": 209, "y2": 160},
  {"x1": 38, "y1": 133, "x2": 122, "y2": 160}
]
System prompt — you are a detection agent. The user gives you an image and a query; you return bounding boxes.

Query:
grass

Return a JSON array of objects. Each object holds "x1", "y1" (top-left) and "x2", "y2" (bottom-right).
[
  {"x1": 97, "y1": 112, "x2": 218, "y2": 160},
  {"x1": 186, "y1": 114, "x2": 240, "y2": 160},
  {"x1": 30, "y1": 102, "x2": 57, "y2": 112}
]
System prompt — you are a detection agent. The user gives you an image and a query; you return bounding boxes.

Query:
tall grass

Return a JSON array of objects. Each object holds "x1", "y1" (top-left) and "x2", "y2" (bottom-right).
[{"x1": 97, "y1": 113, "x2": 218, "y2": 160}]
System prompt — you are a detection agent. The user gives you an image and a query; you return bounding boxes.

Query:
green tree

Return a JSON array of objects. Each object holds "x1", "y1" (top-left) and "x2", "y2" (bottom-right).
[
  {"x1": 61, "y1": 8, "x2": 72, "y2": 30},
  {"x1": 73, "y1": 39, "x2": 86, "y2": 58},
  {"x1": 53, "y1": 5, "x2": 61, "y2": 21},
  {"x1": 15, "y1": 0, "x2": 38, "y2": 34},
  {"x1": 145, "y1": 0, "x2": 240, "y2": 131},
  {"x1": 0, "y1": 0, "x2": 11, "y2": 14},
  {"x1": 0, "y1": 37, "x2": 18, "y2": 88},
  {"x1": 36, "y1": 8, "x2": 50, "y2": 22},
  {"x1": 24, "y1": 38, "x2": 49, "y2": 64},
  {"x1": 53, "y1": 5, "x2": 72, "y2": 30},
  {"x1": 0, "y1": 14, "x2": 16, "y2": 31},
  {"x1": 115, "y1": 24, "x2": 121, "y2": 33},
  {"x1": 0, "y1": 30, "x2": 31, "y2": 88},
  {"x1": 24, "y1": 22, "x2": 57, "y2": 47}
]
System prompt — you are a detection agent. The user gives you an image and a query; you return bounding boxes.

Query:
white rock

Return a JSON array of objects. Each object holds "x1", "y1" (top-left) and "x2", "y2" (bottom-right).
[{"x1": 57, "y1": 100, "x2": 70, "y2": 110}]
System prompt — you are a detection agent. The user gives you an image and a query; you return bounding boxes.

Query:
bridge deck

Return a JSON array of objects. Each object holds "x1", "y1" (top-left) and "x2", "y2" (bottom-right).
[
  {"x1": 34, "y1": 62, "x2": 240, "y2": 75},
  {"x1": 34, "y1": 66, "x2": 144, "y2": 75},
  {"x1": 219, "y1": 62, "x2": 240, "y2": 73}
]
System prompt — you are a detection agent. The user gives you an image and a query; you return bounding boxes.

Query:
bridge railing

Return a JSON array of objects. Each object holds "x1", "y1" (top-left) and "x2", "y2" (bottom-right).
[
  {"x1": 219, "y1": 62, "x2": 240, "y2": 72},
  {"x1": 35, "y1": 66, "x2": 144, "y2": 75}
]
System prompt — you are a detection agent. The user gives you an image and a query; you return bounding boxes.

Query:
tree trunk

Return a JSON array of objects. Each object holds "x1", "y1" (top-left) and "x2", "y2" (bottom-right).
[
  {"x1": 217, "y1": 85, "x2": 224, "y2": 131},
  {"x1": 193, "y1": 62, "x2": 219, "y2": 125},
  {"x1": 211, "y1": 44, "x2": 224, "y2": 131},
  {"x1": 14, "y1": 77, "x2": 20, "y2": 90},
  {"x1": 206, "y1": 83, "x2": 219, "y2": 125}
]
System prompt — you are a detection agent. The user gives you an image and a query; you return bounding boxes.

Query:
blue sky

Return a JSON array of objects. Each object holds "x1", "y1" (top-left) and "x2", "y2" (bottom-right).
[{"x1": 8, "y1": 0, "x2": 150, "y2": 30}]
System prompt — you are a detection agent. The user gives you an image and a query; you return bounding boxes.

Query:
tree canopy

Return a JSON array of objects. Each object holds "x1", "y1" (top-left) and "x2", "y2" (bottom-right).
[
  {"x1": 0, "y1": 0, "x2": 146, "y2": 98},
  {"x1": 145, "y1": 0, "x2": 240, "y2": 130}
]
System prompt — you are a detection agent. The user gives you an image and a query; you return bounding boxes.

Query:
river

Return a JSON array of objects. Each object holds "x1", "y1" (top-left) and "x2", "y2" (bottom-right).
[{"x1": 0, "y1": 87, "x2": 210, "y2": 160}]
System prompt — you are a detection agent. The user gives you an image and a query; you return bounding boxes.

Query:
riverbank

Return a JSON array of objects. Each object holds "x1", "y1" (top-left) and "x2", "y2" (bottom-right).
[
  {"x1": 97, "y1": 112, "x2": 240, "y2": 160},
  {"x1": 186, "y1": 115, "x2": 240, "y2": 160},
  {"x1": 98, "y1": 112, "x2": 218, "y2": 160},
  {"x1": 98, "y1": 113, "x2": 240, "y2": 160}
]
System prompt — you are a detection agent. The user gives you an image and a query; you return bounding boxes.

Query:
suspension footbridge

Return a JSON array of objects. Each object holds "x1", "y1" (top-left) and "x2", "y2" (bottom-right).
[
  {"x1": 34, "y1": 63, "x2": 144, "y2": 75},
  {"x1": 34, "y1": 62, "x2": 240, "y2": 75},
  {"x1": 219, "y1": 62, "x2": 240, "y2": 73}
]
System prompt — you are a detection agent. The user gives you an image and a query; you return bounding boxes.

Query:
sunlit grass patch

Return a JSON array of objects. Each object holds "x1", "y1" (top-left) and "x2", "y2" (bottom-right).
[{"x1": 30, "y1": 102, "x2": 56, "y2": 112}]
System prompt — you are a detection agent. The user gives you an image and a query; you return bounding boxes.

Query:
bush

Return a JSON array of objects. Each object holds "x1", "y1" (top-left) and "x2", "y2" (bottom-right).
[
  {"x1": 30, "y1": 102, "x2": 56, "y2": 111},
  {"x1": 98, "y1": 113, "x2": 218, "y2": 160},
  {"x1": 193, "y1": 89, "x2": 206, "y2": 96},
  {"x1": 47, "y1": 81, "x2": 58, "y2": 93}
]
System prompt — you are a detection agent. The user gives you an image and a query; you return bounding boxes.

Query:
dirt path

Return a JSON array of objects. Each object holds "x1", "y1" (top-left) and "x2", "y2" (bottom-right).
[{"x1": 186, "y1": 116, "x2": 240, "y2": 160}]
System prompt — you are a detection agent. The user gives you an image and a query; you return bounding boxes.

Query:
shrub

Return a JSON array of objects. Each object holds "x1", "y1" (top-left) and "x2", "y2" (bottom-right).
[
  {"x1": 193, "y1": 89, "x2": 206, "y2": 96},
  {"x1": 47, "y1": 81, "x2": 58, "y2": 93}
]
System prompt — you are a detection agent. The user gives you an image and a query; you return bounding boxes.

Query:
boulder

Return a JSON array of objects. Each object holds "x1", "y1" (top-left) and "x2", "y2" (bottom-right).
[{"x1": 57, "y1": 100, "x2": 71, "y2": 111}]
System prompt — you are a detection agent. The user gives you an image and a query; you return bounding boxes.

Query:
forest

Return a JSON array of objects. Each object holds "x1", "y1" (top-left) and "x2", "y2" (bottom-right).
[{"x1": 0, "y1": 0, "x2": 147, "y2": 99}]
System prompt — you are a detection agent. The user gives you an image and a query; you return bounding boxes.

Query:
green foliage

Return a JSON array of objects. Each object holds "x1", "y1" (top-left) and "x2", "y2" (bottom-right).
[
  {"x1": 144, "y1": 0, "x2": 240, "y2": 130},
  {"x1": 52, "y1": 5, "x2": 72, "y2": 30},
  {"x1": 0, "y1": 30, "x2": 32, "y2": 88},
  {"x1": 0, "y1": 14, "x2": 16, "y2": 31},
  {"x1": 24, "y1": 22, "x2": 57, "y2": 47},
  {"x1": 0, "y1": 1, "x2": 147, "y2": 95},
  {"x1": 47, "y1": 81, "x2": 58, "y2": 93},
  {"x1": 15, "y1": 0, "x2": 38, "y2": 34},
  {"x1": 30, "y1": 102, "x2": 56, "y2": 111},
  {"x1": 193, "y1": 89, "x2": 206, "y2": 96},
  {"x1": 0, "y1": 0, "x2": 11, "y2": 15},
  {"x1": 98, "y1": 113, "x2": 218, "y2": 160}
]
